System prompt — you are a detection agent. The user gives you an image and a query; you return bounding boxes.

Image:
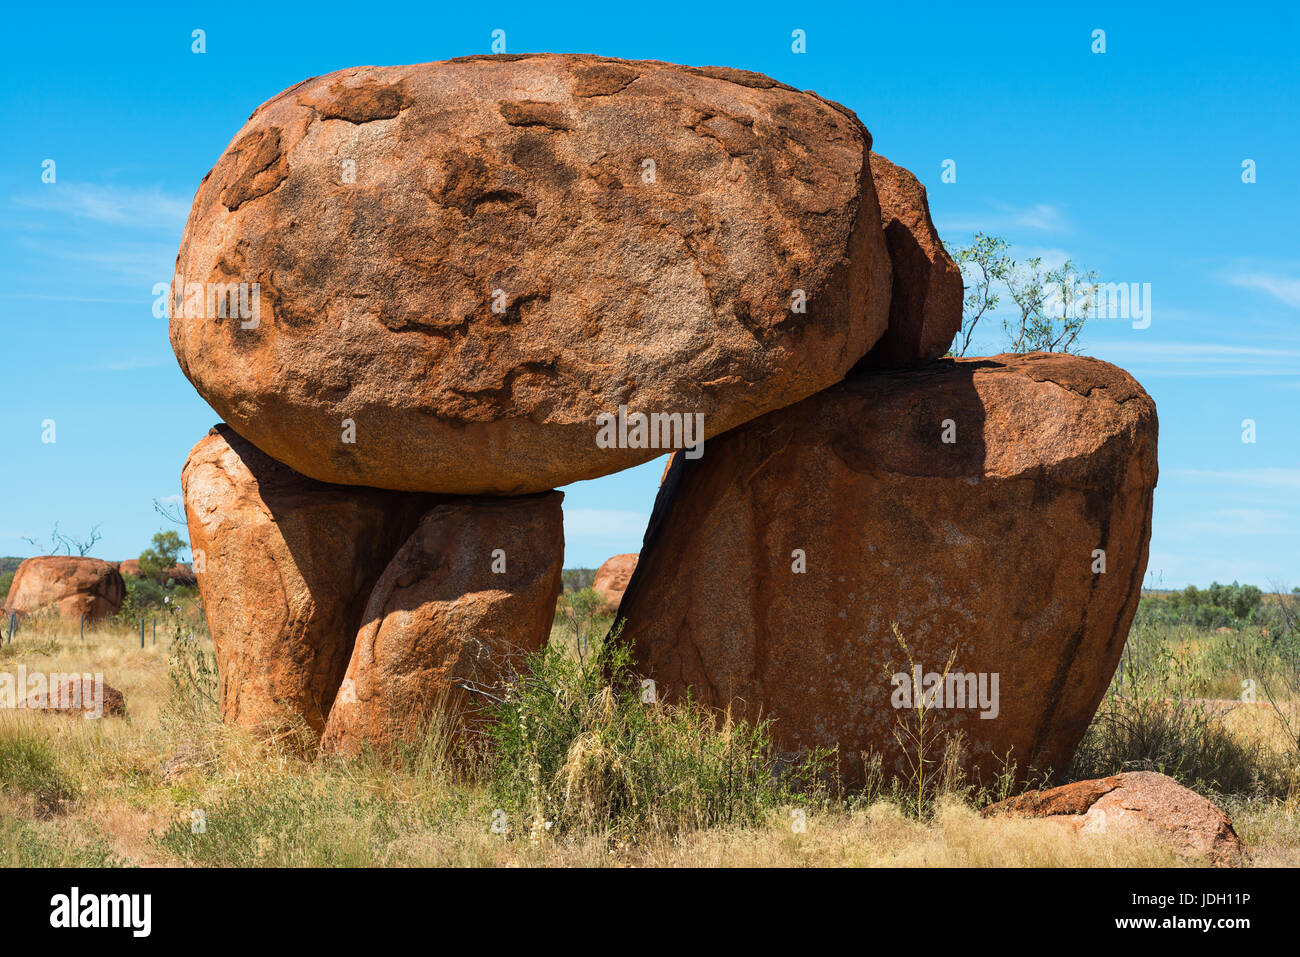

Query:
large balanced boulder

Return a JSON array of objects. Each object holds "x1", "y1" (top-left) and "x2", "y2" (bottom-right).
[
  {"x1": 856, "y1": 152, "x2": 963, "y2": 368},
  {"x1": 616, "y1": 353, "x2": 1158, "y2": 784},
  {"x1": 3, "y1": 557, "x2": 124, "y2": 621},
  {"x1": 983, "y1": 771, "x2": 1246, "y2": 866},
  {"x1": 321, "y1": 492, "x2": 564, "y2": 756},
  {"x1": 593, "y1": 553, "x2": 638, "y2": 613},
  {"x1": 182, "y1": 424, "x2": 436, "y2": 735},
  {"x1": 170, "y1": 53, "x2": 893, "y2": 495}
]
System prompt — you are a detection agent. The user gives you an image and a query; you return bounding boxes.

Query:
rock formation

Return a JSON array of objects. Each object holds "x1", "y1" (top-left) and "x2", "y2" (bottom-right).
[
  {"x1": 615, "y1": 353, "x2": 1158, "y2": 783},
  {"x1": 24, "y1": 676, "x2": 127, "y2": 718},
  {"x1": 166, "y1": 58, "x2": 1159, "y2": 795},
  {"x1": 593, "y1": 553, "x2": 638, "y2": 613},
  {"x1": 983, "y1": 771, "x2": 1246, "y2": 866},
  {"x1": 3, "y1": 557, "x2": 125, "y2": 621},
  {"x1": 856, "y1": 152, "x2": 963, "y2": 368},
  {"x1": 170, "y1": 54, "x2": 893, "y2": 494},
  {"x1": 182, "y1": 425, "x2": 436, "y2": 735},
  {"x1": 321, "y1": 493, "x2": 564, "y2": 756}
]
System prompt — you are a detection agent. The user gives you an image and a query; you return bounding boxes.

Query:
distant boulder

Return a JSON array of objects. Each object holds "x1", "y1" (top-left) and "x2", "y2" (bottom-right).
[
  {"x1": 593, "y1": 554, "x2": 638, "y2": 613},
  {"x1": 119, "y1": 559, "x2": 197, "y2": 587},
  {"x1": 25, "y1": 676, "x2": 126, "y2": 718},
  {"x1": 3, "y1": 557, "x2": 125, "y2": 621}
]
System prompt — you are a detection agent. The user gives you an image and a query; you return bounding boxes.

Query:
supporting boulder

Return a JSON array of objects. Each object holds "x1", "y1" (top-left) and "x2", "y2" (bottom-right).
[
  {"x1": 616, "y1": 353, "x2": 1158, "y2": 784},
  {"x1": 321, "y1": 492, "x2": 564, "y2": 757},
  {"x1": 182, "y1": 424, "x2": 435, "y2": 736}
]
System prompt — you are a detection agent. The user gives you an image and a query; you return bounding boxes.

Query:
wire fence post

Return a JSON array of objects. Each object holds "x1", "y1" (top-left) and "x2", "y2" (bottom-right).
[
  {"x1": 139, "y1": 617, "x2": 145, "y2": 649},
  {"x1": 152, "y1": 618, "x2": 157, "y2": 645},
  {"x1": 80, "y1": 614, "x2": 85, "y2": 641}
]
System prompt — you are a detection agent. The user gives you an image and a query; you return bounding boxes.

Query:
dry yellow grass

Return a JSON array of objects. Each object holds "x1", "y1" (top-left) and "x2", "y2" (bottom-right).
[{"x1": 1, "y1": 621, "x2": 1296, "y2": 867}]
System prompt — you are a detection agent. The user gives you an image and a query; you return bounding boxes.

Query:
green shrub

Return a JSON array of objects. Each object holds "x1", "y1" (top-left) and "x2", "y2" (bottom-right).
[
  {"x1": 486, "y1": 635, "x2": 828, "y2": 839},
  {"x1": 138, "y1": 530, "x2": 186, "y2": 580}
]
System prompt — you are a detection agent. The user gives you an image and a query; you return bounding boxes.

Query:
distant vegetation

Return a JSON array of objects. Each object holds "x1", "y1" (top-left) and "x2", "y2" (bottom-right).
[
  {"x1": 1138, "y1": 581, "x2": 1291, "y2": 631},
  {"x1": 1073, "y1": 587, "x2": 1300, "y2": 811},
  {"x1": 116, "y1": 531, "x2": 197, "y2": 622},
  {"x1": 561, "y1": 568, "x2": 597, "y2": 591}
]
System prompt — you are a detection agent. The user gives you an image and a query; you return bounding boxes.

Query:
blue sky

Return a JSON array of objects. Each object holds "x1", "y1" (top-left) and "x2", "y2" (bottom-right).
[{"x1": 1, "y1": 2, "x2": 1296, "y2": 586}]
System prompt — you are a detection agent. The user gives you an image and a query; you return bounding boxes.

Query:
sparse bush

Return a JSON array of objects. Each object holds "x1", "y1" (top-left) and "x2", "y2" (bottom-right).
[
  {"x1": 552, "y1": 587, "x2": 611, "y2": 663},
  {"x1": 163, "y1": 601, "x2": 218, "y2": 727},
  {"x1": 1073, "y1": 623, "x2": 1295, "y2": 799},
  {"x1": 0, "y1": 723, "x2": 77, "y2": 814},
  {"x1": 486, "y1": 633, "x2": 829, "y2": 840}
]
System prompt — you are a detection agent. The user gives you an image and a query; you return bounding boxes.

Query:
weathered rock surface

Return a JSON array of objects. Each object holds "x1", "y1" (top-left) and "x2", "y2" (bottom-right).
[
  {"x1": 983, "y1": 771, "x2": 1246, "y2": 866},
  {"x1": 170, "y1": 53, "x2": 892, "y2": 494},
  {"x1": 2, "y1": 557, "x2": 125, "y2": 621},
  {"x1": 182, "y1": 424, "x2": 435, "y2": 735},
  {"x1": 857, "y1": 152, "x2": 963, "y2": 368},
  {"x1": 24, "y1": 676, "x2": 127, "y2": 718},
  {"x1": 321, "y1": 492, "x2": 564, "y2": 756},
  {"x1": 593, "y1": 553, "x2": 638, "y2": 612},
  {"x1": 616, "y1": 353, "x2": 1158, "y2": 784}
]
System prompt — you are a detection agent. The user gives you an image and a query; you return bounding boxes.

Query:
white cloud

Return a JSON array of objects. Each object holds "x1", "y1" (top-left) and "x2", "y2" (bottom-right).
[
  {"x1": 1179, "y1": 507, "x2": 1295, "y2": 536},
  {"x1": 1086, "y1": 339, "x2": 1300, "y2": 377},
  {"x1": 1169, "y1": 468, "x2": 1300, "y2": 490},
  {"x1": 563, "y1": 509, "x2": 650, "y2": 540},
  {"x1": 1225, "y1": 272, "x2": 1300, "y2": 309},
  {"x1": 937, "y1": 202, "x2": 1070, "y2": 235},
  {"x1": 13, "y1": 183, "x2": 189, "y2": 230}
]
